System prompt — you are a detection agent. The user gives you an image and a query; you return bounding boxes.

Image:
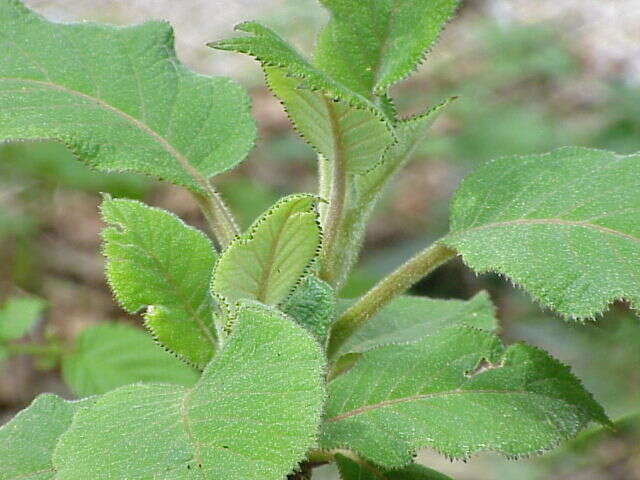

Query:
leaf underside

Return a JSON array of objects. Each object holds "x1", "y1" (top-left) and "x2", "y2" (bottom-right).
[
  {"x1": 335, "y1": 453, "x2": 453, "y2": 480},
  {"x1": 61, "y1": 323, "x2": 198, "y2": 397},
  {"x1": 444, "y1": 147, "x2": 640, "y2": 318},
  {"x1": 52, "y1": 303, "x2": 325, "y2": 480},
  {"x1": 321, "y1": 326, "x2": 609, "y2": 467},
  {"x1": 101, "y1": 197, "x2": 217, "y2": 367},
  {"x1": 212, "y1": 194, "x2": 322, "y2": 308},
  {"x1": 0, "y1": 0, "x2": 256, "y2": 192}
]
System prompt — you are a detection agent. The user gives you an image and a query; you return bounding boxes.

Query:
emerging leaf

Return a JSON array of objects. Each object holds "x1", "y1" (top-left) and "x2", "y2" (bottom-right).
[
  {"x1": 101, "y1": 197, "x2": 217, "y2": 367},
  {"x1": 212, "y1": 195, "x2": 322, "y2": 308},
  {"x1": 443, "y1": 147, "x2": 640, "y2": 318},
  {"x1": 321, "y1": 326, "x2": 609, "y2": 467},
  {"x1": 0, "y1": 0, "x2": 255, "y2": 192},
  {"x1": 62, "y1": 323, "x2": 199, "y2": 397},
  {"x1": 315, "y1": 0, "x2": 460, "y2": 96},
  {"x1": 53, "y1": 303, "x2": 325, "y2": 480},
  {"x1": 0, "y1": 296, "x2": 45, "y2": 341},
  {"x1": 335, "y1": 454, "x2": 453, "y2": 480},
  {"x1": 281, "y1": 275, "x2": 336, "y2": 341},
  {"x1": 0, "y1": 394, "x2": 94, "y2": 480},
  {"x1": 335, "y1": 291, "x2": 497, "y2": 357}
]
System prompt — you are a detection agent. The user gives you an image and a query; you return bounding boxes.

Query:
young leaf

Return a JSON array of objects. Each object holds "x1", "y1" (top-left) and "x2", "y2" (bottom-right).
[
  {"x1": 0, "y1": 394, "x2": 94, "y2": 480},
  {"x1": 265, "y1": 67, "x2": 394, "y2": 174},
  {"x1": 321, "y1": 326, "x2": 609, "y2": 467},
  {"x1": 335, "y1": 291, "x2": 497, "y2": 357},
  {"x1": 61, "y1": 323, "x2": 199, "y2": 397},
  {"x1": 314, "y1": 0, "x2": 460, "y2": 96},
  {"x1": 443, "y1": 147, "x2": 640, "y2": 318},
  {"x1": 0, "y1": 0, "x2": 255, "y2": 192},
  {"x1": 335, "y1": 454, "x2": 453, "y2": 480},
  {"x1": 212, "y1": 195, "x2": 322, "y2": 307},
  {"x1": 101, "y1": 197, "x2": 217, "y2": 367},
  {"x1": 53, "y1": 303, "x2": 325, "y2": 480},
  {"x1": 0, "y1": 296, "x2": 45, "y2": 341},
  {"x1": 281, "y1": 275, "x2": 336, "y2": 340}
]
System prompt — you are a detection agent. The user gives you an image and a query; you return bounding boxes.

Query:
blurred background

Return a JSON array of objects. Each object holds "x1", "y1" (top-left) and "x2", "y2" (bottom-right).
[{"x1": 1, "y1": 1, "x2": 639, "y2": 478}]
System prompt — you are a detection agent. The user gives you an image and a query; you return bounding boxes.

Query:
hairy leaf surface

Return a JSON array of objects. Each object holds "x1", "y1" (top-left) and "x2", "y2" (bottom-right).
[
  {"x1": 53, "y1": 304, "x2": 325, "y2": 479},
  {"x1": 212, "y1": 195, "x2": 321, "y2": 307},
  {"x1": 0, "y1": 296, "x2": 45, "y2": 341},
  {"x1": 315, "y1": 0, "x2": 459, "y2": 96},
  {"x1": 0, "y1": 394, "x2": 93, "y2": 480},
  {"x1": 444, "y1": 147, "x2": 640, "y2": 318},
  {"x1": 0, "y1": 0, "x2": 255, "y2": 192},
  {"x1": 335, "y1": 454, "x2": 453, "y2": 480},
  {"x1": 281, "y1": 275, "x2": 336, "y2": 340},
  {"x1": 321, "y1": 326, "x2": 609, "y2": 467},
  {"x1": 336, "y1": 291, "x2": 496, "y2": 357},
  {"x1": 62, "y1": 323, "x2": 199, "y2": 397},
  {"x1": 101, "y1": 197, "x2": 217, "y2": 366}
]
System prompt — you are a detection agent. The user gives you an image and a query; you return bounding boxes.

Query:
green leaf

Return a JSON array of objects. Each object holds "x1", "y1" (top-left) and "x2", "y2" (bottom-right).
[
  {"x1": 0, "y1": 394, "x2": 94, "y2": 480},
  {"x1": 281, "y1": 275, "x2": 336, "y2": 340},
  {"x1": 320, "y1": 326, "x2": 609, "y2": 467},
  {"x1": 265, "y1": 67, "x2": 394, "y2": 173},
  {"x1": 53, "y1": 303, "x2": 325, "y2": 480},
  {"x1": 443, "y1": 147, "x2": 640, "y2": 318},
  {"x1": 335, "y1": 291, "x2": 497, "y2": 357},
  {"x1": 335, "y1": 454, "x2": 453, "y2": 480},
  {"x1": 0, "y1": 0, "x2": 255, "y2": 192},
  {"x1": 0, "y1": 296, "x2": 45, "y2": 341},
  {"x1": 314, "y1": 0, "x2": 460, "y2": 96},
  {"x1": 212, "y1": 194, "x2": 322, "y2": 308},
  {"x1": 61, "y1": 323, "x2": 199, "y2": 397},
  {"x1": 101, "y1": 197, "x2": 217, "y2": 367}
]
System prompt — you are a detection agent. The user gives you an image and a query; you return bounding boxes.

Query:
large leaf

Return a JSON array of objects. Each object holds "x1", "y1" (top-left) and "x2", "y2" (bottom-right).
[
  {"x1": 0, "y1": 295, "x2": 45, "y2": 341},
  {"x1": 0, "y1": 0, "x2": 255, "y2": 192},
  {"x1": 212, "y1": 23, "x2": 394, "y2": 174},
  {"x1": 443, "y1": 147, "x2": 640, "y2": 318},
  {"x1": 101, "y1": 197, "x2": 217, "y2": 367},
  {"x1": 314, "y1": 0, "x2": 459, "y2": 96},
  {"x1": 320, "y1": 326, "x2": 609, "y2": 467},
  {"x1": 0, "y1": 394, "x2": 93, "y2": 480},
  {"x1": 212, "y1": 195, "x2": 321, "y2": 308},
  {"x1": 335, "y1": 291, "x2": 497, "y2": 357},
  {"x1": 62, "y1": 323, "x2": 199, "y2": 397},
  {"x1": 335, "y1": 454, "x2": 453, "y2": 480},
  {"x1": 52, "y1": 303, "x2": 325, "y2": 479},
  {"x1": 281, "y1": 275, "x2": 336, "y2": 341}
]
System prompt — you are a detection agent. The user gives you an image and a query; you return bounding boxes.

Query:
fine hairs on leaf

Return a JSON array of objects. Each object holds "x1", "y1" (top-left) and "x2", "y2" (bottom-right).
[{"x1": 1, "y1": 0, "x2": 636, "y2": 479}]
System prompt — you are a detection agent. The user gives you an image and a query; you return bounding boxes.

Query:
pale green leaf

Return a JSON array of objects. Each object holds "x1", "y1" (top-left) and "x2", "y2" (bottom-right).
[
  {"x1": 101, "y1": 197, "x2": 217, "y2": 367},
  {"x1": 0, "y1": 0, "x2": 255, "y2": 192},
  {"x1": 281, "y1": 275, "x2": 336, "y2": 340},
  {"x1": 0, "y1": 296, "x2": 45, "y2": 341},
  {"x1": 335, "y1": 454, "x2": 453, "y2": 480},
  {"x1": 265, "y1": 67, "x2": 394, "y2": 173},
  {"x1": 53, "y1": 303, "x2": 325, "y2": 480},
  {"x1": 443, "y1": 147, "x2": 640, "y2": 318},
  {"x1": 61, "y1": 323, "x2": 199, "y2": 397},
  {"x1": 0, "y1": 394, "x2": 94, "y2": 480},
  {"x1": 314, "y1": 0, "x2": 459, "y2": 96},
  {"x1": 321, "y1": 326, "x2": 609, "y2": 467},
  {"x1": 212, "y1": 194, "x2": 322, "y2": 307},
  {"x1": 336, "y1": 291, "x2": 497, "y2": 357}
]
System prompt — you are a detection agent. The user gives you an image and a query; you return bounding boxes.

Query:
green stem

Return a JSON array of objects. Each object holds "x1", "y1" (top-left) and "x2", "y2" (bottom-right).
[
  {"x1": 327, "y1": 243, "x2": 457, "y2": 358},
  {"x1": 320, "y1": 100, "x2": 348, "y2": 286},
  {"x1": 193, "y1": 190, "x2": 239, "y2": 249},
  {"x1": 6, "y1": 342, "x2": 64, "y2": 358}
]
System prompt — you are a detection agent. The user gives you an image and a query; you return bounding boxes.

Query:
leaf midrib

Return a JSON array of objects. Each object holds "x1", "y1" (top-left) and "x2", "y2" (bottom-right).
[
  {"x1": 452, "y1": 218, "x2": 640, "y2": 244},
  {"x1": 325, "y1": 389, "x2": 570, "y2": 423},
  {"x1": 1, "y1": 77, "x2": 209, "y2": 191}
]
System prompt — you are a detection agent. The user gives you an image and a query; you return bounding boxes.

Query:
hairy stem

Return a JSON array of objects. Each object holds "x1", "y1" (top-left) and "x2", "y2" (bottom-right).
[
  {"x1": 327, "y1": 243, "x2": 457, "y2": 358},
  {"x1": 193, "y1": 190, "x2": 239, "y2": 249},
  {"x1": 319, "y1": 100, "x2": 348, "y2": 285}
]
